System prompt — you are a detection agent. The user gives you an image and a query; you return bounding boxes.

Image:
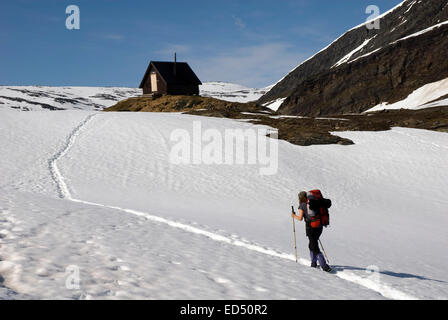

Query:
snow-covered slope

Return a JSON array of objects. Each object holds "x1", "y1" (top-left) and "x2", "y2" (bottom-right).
[
  {"x1": 199, "y1": 82, "x2": 271, "y2": 103},
  {"x1": 0, "y1": 86, "x2": 142, "y2": 111},
  {"x1": 0, "y1": 82, "x2": 268, "y2": 112},
  {"x1": 0, "y1": 109, "x2": 447, "y2": 299},
  {"x1": 263, "y1": 98, "x2": 287, "y2": 111}
]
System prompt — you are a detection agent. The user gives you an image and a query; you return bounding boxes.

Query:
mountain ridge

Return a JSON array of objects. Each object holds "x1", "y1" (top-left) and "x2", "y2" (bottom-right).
[
  {"x1": 281, "y1": 23, "x2": 448, "y2": 116},
  {"x1": 259, "y1": 0, "x2": 448, "y2": 115}
]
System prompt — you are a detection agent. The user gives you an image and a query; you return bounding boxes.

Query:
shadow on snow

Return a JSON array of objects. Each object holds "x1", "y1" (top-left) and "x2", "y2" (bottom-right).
[{"x1": 332, "y1": 265, "x2": 447, "y2": 283}]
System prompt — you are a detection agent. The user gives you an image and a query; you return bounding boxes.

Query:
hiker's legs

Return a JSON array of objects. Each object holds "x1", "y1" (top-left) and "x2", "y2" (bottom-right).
[
  {"x1": 310, "y1": 251, "x2": 318, "y2": 267},
  {"x1": 308, "y1": 237, "x2": 320, "y2": 254},
  {"x1": 307, "y1": 227, "x2": 322, "y2": 253},
  {"x1": 307, "y1": 228, "x2": 322, "y2": 267},
  {"x1": 308, "y1": 228, "x2": 329, "y2": 268},
  {"x1": 317, "y1": 253, "x2": 328, "y2": 268}
]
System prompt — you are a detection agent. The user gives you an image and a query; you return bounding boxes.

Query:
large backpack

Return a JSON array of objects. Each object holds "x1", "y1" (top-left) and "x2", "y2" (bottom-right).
[{"x1": 307, "y1": 190, "x2": 332, "y2": 228}]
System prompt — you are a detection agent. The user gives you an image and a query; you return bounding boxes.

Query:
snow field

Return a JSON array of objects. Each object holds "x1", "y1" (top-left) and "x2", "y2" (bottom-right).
[
  {"x1": 0, "y1": 191, "x2": 384, "y2": 300},
  {"x1": 0, "y1": 110, "x2": 447, "y2": 299}
]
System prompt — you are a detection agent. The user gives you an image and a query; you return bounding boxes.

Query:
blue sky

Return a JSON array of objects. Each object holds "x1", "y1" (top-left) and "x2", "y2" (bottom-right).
[{"x1": 1, "y1": 0, "x2": 402, "y2": 88}]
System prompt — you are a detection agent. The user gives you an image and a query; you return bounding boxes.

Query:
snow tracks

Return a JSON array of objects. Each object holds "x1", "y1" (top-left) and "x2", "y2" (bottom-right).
[
  {"x1": 49, "y1": 113, "x2": 419, "y2": 300},
  {"x1": 49, "y1": 113, "x2": 97, "y2": 200}
]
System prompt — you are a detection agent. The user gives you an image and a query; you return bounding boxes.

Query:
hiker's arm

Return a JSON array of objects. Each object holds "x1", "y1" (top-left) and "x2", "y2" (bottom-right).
[
  {"x1": 297, "y1": 209, "x2": 304, "y2": 221},
  {"x1": 291, "y1": 210, "x2": 304, "y2": 221}
]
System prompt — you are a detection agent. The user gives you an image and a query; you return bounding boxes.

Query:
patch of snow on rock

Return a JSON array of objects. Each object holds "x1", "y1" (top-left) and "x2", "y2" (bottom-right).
[{"x1": 366, "y1": 77, "x2": 448, "y2": 112}]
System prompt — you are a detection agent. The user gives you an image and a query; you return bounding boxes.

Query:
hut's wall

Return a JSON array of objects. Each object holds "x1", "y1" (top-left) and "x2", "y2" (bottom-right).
[{"x1": 166, "y1": 84, "x2": 199, "y2": 95}]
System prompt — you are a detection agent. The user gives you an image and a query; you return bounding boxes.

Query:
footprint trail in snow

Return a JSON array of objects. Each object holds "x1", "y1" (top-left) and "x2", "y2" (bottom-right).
[{"x1": 48, "y1": 113, "x2": 419, "y2": 300}]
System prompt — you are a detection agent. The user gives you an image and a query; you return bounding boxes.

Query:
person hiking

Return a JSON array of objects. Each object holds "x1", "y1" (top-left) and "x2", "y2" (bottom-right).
[{"x1": 291, "y1": 191, "x2": 332, "y2": 272}]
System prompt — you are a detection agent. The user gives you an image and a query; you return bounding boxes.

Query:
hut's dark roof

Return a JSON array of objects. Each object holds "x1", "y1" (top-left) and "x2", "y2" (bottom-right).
[{"x1": 139, "y1": 61, "x2": 202, "y2": 88}]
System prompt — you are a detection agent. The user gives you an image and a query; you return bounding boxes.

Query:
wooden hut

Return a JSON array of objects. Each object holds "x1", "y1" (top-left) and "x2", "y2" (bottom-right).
[{"x1": 139, "y1": 56, "x2": 202, "y2": 95}]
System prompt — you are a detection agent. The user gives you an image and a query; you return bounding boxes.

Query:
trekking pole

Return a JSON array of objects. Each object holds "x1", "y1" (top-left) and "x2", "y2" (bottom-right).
[
  {"x1": 291, "y1": 206, "x2": 298, "y2": 263},
  {"x1": 318, "y1": 239, "x2": 330, "y2": 265}
]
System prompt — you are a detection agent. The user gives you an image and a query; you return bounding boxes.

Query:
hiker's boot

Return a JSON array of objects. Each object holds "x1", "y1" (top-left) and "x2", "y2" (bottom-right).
[
  {"x1": 317, "y1": 253, "x2": 331, "y2": 272},
  {"x1": 322, "y1": 264, "x2": 332, "y2": 273}
]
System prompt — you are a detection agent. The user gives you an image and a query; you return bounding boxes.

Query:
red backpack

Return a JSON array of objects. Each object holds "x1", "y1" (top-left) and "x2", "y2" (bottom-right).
[{"x1": 307, "y1": 190, "x2": 331, "y2": 228}]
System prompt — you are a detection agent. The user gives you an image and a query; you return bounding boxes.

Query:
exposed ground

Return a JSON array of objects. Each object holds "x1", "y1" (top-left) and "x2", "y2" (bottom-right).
[
  {"x1": 104, "y1": 95, "x2": 448, "y2": 146},
  {"x1": 104, "y1": 95, "x2": 270, "y2": 114}
]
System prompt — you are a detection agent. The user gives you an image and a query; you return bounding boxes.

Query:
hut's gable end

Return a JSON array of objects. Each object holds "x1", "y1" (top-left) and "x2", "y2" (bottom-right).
[{"x1": 141, "y1": 64, "x2": 167, "y2": 95}]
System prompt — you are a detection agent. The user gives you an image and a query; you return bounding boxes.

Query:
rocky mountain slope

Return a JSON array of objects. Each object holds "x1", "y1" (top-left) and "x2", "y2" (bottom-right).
[
  {"x1": 282, "y1": 23, "x2": 448, "y2": 116},
  {"x1": 259, "y1": 0, "x2": 448, "y2": 115}
]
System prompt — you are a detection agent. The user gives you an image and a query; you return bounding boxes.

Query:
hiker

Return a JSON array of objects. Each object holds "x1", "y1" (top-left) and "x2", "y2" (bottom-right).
[{"x1": 292, "y1": 191, "x2": 332, "y2": 272}]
